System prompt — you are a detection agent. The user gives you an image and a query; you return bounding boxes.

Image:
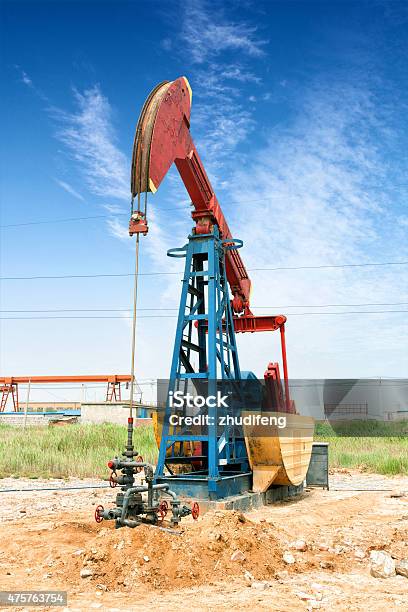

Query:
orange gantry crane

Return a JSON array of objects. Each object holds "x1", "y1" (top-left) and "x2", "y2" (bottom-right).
[{"x1": 0, "y1": 375, "x2": 132, "y2": 411}]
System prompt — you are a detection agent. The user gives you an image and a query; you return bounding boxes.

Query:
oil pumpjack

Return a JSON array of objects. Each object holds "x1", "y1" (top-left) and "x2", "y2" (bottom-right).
[{"x1": 95, "y1": 77, "x2": 314, "y2": 527}]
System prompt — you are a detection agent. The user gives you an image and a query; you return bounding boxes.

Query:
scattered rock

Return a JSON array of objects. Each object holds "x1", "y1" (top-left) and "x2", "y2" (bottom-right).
[
  {"x1": 320, "y1": 561, "x2": 334, "y2": 569},
  {"x1": 283, "y1": 552, "x2": 295, "y2": 565},
  {"x1": 230, "y1": 549, "x2": 245, "y2": 562},
  {"x1": 143, "y1": 555, "x2": 150, "y2": 562},
  {"x1": 354, "y1": 548, "x2": 365, "y2": 559},
  {"x1": 244, "y1": 570, "x2": 255, "y2": 583},
  {"x1": 390, "y1": 490, "x2": 407, "y2": 498},
  {"x1": 275, "y1": 570, "x2": 289, "y2": 581},
  {"x1": 251, "y1": 581, "x2": 268, "y2": 590},
  {"x1": 19, "y1": 509, "x2": 27, "y2": 514},
  {"x1": 80, "y1": 568, "x2": 93, "y2": 578},
  {"x1": 291, "y1": 539, "x2": 307, "y2": 552},
  {"x1": 395, "y1": 559, "x2": 408, "y2": 578},
  {"x1": 117, "y1": 540, "x2": 125, "y2": 551},
  {"x1": 72, "y1": 549, "x2": 85, "y2": 556},
  {"x1": 307, "y1": 600, "x2": 321, "y2": 609},
  {"x1": 296, "y1": 591, "x2": 313, "y2": 600},
  {"x1": 370, "y1": 550, "x2": 396, "y2": 578},
  {"x1": 96, "y1": 584, "x2": 108, "y2": 591},
  {"x1": 318, "y1": 543, "x2": 329, "y2": 551}
]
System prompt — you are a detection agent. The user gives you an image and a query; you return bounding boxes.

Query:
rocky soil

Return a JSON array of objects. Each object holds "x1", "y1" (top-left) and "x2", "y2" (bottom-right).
[{"x1": 0, "y1": 471, "x2": 407, "y2": 611}]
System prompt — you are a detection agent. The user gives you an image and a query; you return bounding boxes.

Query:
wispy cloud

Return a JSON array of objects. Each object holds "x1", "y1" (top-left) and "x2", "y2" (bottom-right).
[
  {"x1": 21, "y1": 70, "x2": 33, "y2": 87},
  {"x1": 103, "y1": 203, "x2": 126, "y2": 214},
  {"x1": 53, "y1": 86, "x2": 129, "y2": 201},
  {"x1": 54, "y1": 178, "x2": 85, "y2": 201},
  {"x1": 51, "y1": 86, "x2": 189, "y2": 282},
  {"x1": 182, "y1": 0, "x2": 266, "y2": 64},
  {"x1": 219, "y1": 65, "x2": 262, "y2": 84},
  {"x1": 179, "y1": 1, "x2": 265, "y2": 179},
  {"x1": 16, "y1": 66, "x2": 49, "y2": 101},
  {"x1": 229, "y1": 80, "x2": 407, "y2": 377},
  {"x1": 106, "y1": 217, "x2": 129, "y2": 241}
]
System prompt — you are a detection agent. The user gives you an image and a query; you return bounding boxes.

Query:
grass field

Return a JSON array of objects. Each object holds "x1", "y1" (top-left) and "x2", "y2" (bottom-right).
[
  {"x1": 0, "y1": 423, "x2": 158, "y2": 479},
  {"x1": 0, "y1": 421, "x2": 407, "y2": 479},
  {"x1": 315, "y1": 421, "x2": 408, "y2": 475}
]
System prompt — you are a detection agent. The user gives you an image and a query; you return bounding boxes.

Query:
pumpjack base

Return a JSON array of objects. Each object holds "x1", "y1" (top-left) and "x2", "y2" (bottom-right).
[
  {"x1": 180, "y1": 482, "x2": 305, "y2": 513},
  {"x1": 155, "y1": 472, "x2": 252, "y2": 500}
]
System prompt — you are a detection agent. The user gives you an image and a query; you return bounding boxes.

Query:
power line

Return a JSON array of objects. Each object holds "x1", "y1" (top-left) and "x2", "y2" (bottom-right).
[
  {"x1": 0, "y1": 205, "x2": 191, "y2": 228},
  {"x1": 1, "y1": 310, "x2": 407, "y2": 320},
  {"x1": 1, "y1": 261, "x2": 407, "y2": 280},
  {"x1": 1, "y1": 302, "x2": 407, "y2": 313},
  {"x1": 2, "y1": 189, "x2": 408, "y2": 229}
]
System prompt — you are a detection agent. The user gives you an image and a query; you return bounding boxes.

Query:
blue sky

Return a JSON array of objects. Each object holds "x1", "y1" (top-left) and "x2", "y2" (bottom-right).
[{"x1": 1, "y1": 0, "x2": 407, "y2": 402}]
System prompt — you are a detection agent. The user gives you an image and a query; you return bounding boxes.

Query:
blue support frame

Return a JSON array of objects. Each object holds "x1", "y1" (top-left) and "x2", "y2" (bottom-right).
[{"x1": 155, "y1": 229, "x2": 251, "y2": 499}]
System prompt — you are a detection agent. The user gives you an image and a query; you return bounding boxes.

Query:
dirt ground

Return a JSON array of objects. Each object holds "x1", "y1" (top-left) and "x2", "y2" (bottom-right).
[{"x1": 0, "y1": 471, "x2": 407, "y2": 611}]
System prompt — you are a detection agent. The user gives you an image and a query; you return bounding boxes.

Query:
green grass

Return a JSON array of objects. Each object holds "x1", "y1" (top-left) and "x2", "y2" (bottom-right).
[
  {"x1": 315, "y1": 420, "x2": 408, "y2": 475},
  {"x1": 0, "y1": 421, "x2": 407, "y2": 479},
  {"x1": 0, "y1": 423, "x2": 158, "y2": 479}
]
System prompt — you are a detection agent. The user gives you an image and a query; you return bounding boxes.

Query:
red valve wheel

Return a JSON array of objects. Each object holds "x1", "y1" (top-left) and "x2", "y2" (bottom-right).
[
  {"x1": 95, "y1": 504, "x2": 104, "y2": 523},
  {"x1": 159, "y1": 500, "x2": 169, "y2": 516},
  {"x1": 109, "y1": 472, "x2": 117, "y2": 488},
  {"x1": 157, "y1": 508, "x2": 166, "y2": 522},
  {"x1": 191, "y1": 501, "x2": 200, "y2": 520},
  {"x1": 135, "y1": 455, "x2": 144, "y2": 473}
]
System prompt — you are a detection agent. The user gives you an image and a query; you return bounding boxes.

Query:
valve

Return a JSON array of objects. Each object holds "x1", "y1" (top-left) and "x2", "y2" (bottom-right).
[
  {"x1": 159, "y1": 500, "x2": 168, "y2": 517},
  {"x1": 109, "y1": 471, "x2": 117, "y2": 488},
  {"x1": 191, "y1": 501, "x2": 200, "y2": 520},
  {"x1": 135, "y1": 455, "x2": 144, "y2": 473},
  {"x1": 156, "y1": 507, "x2": 166, "y2": 522},
  {"x1": 95, "y1": 504, "x2": 104, "y2": 523}
]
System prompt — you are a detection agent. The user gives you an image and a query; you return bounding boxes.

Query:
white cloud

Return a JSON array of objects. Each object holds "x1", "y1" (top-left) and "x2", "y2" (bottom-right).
[
  {"x1": 21, "y1": 70, "x2": 33, "y2": 87},
  {"x1": 219, "y1": 65, "x2": 261, "y2": 84},
  {"x1": 182, "y1": 0, "x2": 266, "y2": 64},
  {"x1": 106, "y1": 217, "x2": 129, "y2": 241},
  {"x1": 53, "y1": 86, "x2": 129, "y2": 201},
  {"x1": 103, "y1": 203, "x2": 126, "y2": 214},
  {"x1": 54, "y1": 178, "x2": 85, "y2": 201},
  {"x1": 180, "y1": 3, "x2": 263, "y2": 178},
  {"x1": 228, "y1": 81, "x2": 407, "y2": 377}
]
